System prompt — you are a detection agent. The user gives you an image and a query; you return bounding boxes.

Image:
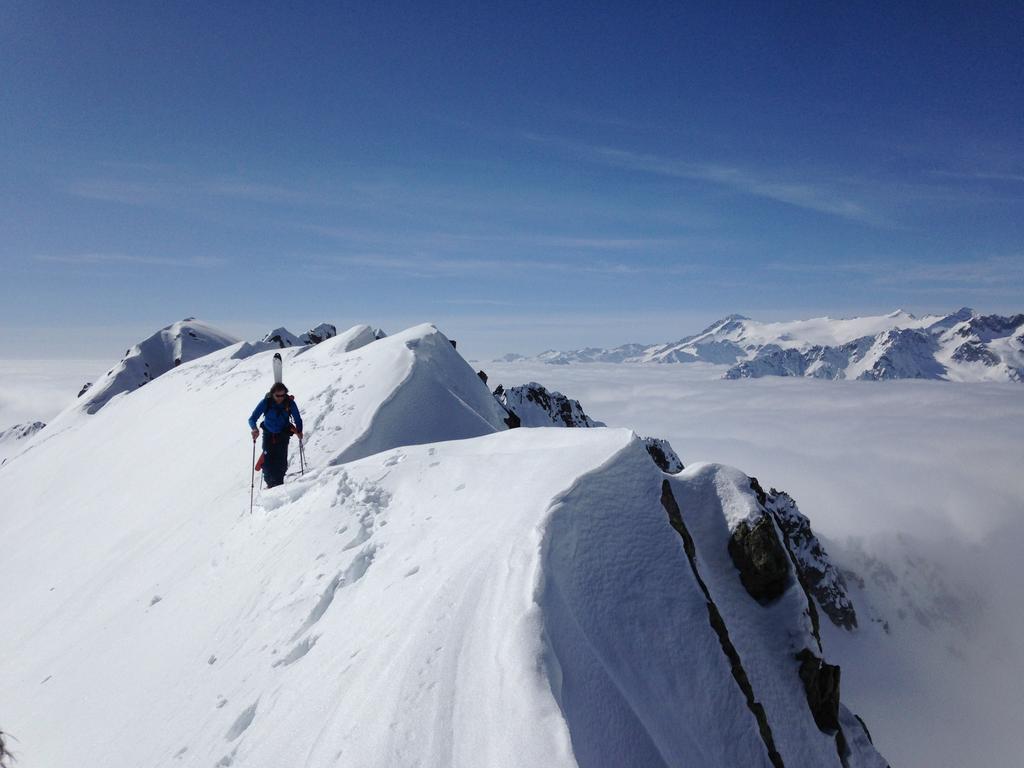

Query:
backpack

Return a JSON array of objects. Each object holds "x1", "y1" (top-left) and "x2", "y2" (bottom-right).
[{"x1": 263, "y1": 392, "x2": 296, "y2": 426}]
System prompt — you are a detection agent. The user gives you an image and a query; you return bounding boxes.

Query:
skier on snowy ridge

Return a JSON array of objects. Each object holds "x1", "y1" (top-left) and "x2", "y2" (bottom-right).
[{"x1": 249, "y1": 381, "x2": 303, "y2": 488}]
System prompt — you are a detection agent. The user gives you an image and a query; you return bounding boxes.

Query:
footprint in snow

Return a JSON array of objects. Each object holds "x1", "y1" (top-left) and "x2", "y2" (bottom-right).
[
  {"x1": 272, "y1": 635, "x2": 319, "y2": 668},
  {"x1": 225, "y1": 700, "x2": 258, "y2": 741}
]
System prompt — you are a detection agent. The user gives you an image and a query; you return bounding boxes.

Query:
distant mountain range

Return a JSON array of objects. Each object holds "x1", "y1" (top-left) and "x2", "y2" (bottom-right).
[{"x1": 504, "y1": 308, "x2": 1024, "y2": 382}]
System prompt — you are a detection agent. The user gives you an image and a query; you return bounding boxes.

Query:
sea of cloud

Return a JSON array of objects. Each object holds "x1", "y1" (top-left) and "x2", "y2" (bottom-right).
[
  {"x1": 0, "y1": 359, "x2": 107, "y2": 428},
  {"x1": 484, "y1": 361, "x2": 1023, "y2": 540}
]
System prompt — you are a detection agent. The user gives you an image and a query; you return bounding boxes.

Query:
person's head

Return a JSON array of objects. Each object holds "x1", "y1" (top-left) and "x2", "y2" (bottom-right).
[{"x1": 270, "y1": 383, "x2": 289, "y2": 401}]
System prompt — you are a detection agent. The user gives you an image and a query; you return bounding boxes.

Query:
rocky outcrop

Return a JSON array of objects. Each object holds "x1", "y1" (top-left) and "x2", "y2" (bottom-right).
[
  {"x1": 304, "y1": 323, "x2": 337, "y2": 344},
  {"x1": 0, "y1": 421, "x2": 47, "y2": 465},
  {"x1": 795, "y1": 648, "x2": 841, "y2": 732},
  {"x1": 263, "y1": 323, "x2": 338, "y2": 348},
  {"x1": 766, "y1": 490, "x2": 858, "y2": 630},
  {"x1": 0, "y1": 421, "x2": 45, "y2": 442},
  {"x1": 493, "y1": 382, "x2": 605, "y2": 428},
  {"x1": 641, "y1": 436, "x2": 684, "y2": 473},
  {"x1": 728, "y1": 514, "x2": 792, "y2": 603}
]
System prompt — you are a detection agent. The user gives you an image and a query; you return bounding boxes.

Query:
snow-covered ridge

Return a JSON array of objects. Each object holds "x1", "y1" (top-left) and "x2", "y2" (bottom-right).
[
  {"x1": 0, "y1": 421, "x2": 45, "y2": 465},
  {"x1": 510, "y1": 308, "x2": 1024, "y2": 381},
  {"x1": 0, "y1": 321, "x2": 886, "y2": 767}
]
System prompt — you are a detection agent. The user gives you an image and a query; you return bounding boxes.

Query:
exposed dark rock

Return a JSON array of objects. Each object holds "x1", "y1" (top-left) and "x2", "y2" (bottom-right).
[
  {"x1": 728, "y1": 514, "x2": 790, "y2": 603},
  {"x1": 660, "y1": 481, "x2": 785, "y2": 768},
  {"x1": 795, "y1": 648, "x2": 841, "y2": 733},
  {"x1": 77, "y1": 382, "x2": 92, "y2": 398},
  {"x1": 641, "y1": 436, "x2": 684, "y2": 473},
  {"x1": 494, "y1": 382, "x2": 603, "y2": 428},
  {"x1": 491, "y1": 385, "x2": 521, "y2": 429},
  {"x1": 766, "y1": 489, "x2": 858, "y2": 630},
  {"x1": 748, "y1": 476, "x2": 768, "y2": 505},
  {"x1": 304, "y1": 323, "x2": 337, "y2": 345},
  {"x1": 477, "y1": 370, "x2": 488, "y2": 385},
  {"x1": 0, "y1": 421, "x2": 46, "y2": 441},
  {"x1": 449, "y1": 339, "x2": 457, "y2": 349},
  {"x1": 263, "y1": 323, "x2": 337, "y2": 348},
  {"x1": 173, "y1": 358, "x2": 182, "y2": 367},
  {"x1": 853, "y1": 714, "x2": 873, "y2": 744},
  {"x1": 725, "y1": 345, "x2": 809, "y2": 379},
  {"x1": 952, "y1": 340, "x2": 1001, "y2": 366},
  {"x1": 0, "y1": 728, "x2": 11, "y2": 768}
]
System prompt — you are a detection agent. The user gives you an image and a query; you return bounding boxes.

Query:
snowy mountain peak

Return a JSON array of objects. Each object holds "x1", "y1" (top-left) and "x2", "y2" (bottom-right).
[
  {"x1": 702, "y1": 312, "x2": 751, "y2": 333},
  {"x1": 74, "y1": 318, "x2": 240, "y2": 416}
]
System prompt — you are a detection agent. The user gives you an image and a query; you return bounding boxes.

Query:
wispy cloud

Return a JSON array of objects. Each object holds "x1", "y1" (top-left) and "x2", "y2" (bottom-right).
[
  {"x1": 300, "y1": 223, "x2": 688, "y2": 252},
  {"x1": 445, "y1": 298, "x2": 519, "y2": 307},
  {"x1": 34, "y1": 253, "x2": 225, "y2": 267},
  {"x1": 302, "y1": 252, "x2": 701, "y2": 280},
  {"x1": 527, "y1": 134, "x2": 880, "y2": 224},
  {"x1": 769, "y1": 254, "x2": 1024, "y2": 290},
  {"x1": 67, "y1": 177, "x2": 314, "y2": 207},
  {"x1": 930, "y1": 170, "x2": 1024, "y2": 184}
]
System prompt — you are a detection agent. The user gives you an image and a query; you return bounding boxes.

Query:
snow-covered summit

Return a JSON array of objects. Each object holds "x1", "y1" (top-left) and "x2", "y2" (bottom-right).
[
  {"x1": 73, "y1": 318, "x2": 240, "y2": 416},
  {"x1": 0, "y1": 321, "x2": 886, "y2": 767}
]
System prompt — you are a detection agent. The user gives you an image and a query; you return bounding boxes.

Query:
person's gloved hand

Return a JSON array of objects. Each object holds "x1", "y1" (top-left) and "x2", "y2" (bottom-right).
[
  {"x1": 251, "y1": 428, "x2": 259, "y2": 440},
  {"x1": 296, "y1": 431, "x2": 303, "y2": 440}
]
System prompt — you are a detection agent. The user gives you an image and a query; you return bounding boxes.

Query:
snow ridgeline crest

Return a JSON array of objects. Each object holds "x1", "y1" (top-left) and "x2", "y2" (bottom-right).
[
  {"x1": 0, "y1": 321, "x2": 886, "y2": 766},
  {"x1": 67, "y1": 318, "x2": 379, "y2": 421},
  {"x1": 509, "y1": 308, "x2": 1024, "y2": 382},
  {"x1": 263, "y1": 323, "x2": 389, "y2": 349}
]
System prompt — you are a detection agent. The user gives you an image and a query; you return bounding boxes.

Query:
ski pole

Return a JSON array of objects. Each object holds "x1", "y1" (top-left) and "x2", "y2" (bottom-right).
[
  {"x1": 299, "y1": 436, "x2": 305, "y2": 475},
  {"x1": 249, "y1": 435, "x2": 257, "y2": 514}
]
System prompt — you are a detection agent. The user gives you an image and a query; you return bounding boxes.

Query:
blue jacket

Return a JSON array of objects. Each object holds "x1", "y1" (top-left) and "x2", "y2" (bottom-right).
[{"x1": 249, "y1": 395, "x2": 303, "y2": 434}]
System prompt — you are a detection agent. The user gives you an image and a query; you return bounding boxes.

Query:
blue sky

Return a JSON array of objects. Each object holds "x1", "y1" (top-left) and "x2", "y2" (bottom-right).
[{"x1": 2, "y1": 0, "x2": 1022, "y2": 359}]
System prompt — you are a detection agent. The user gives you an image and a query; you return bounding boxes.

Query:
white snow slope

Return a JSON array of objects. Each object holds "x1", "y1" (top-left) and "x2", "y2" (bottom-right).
[{"x1": 0, "y1": 323, "x2": 884, "y2": 767}]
